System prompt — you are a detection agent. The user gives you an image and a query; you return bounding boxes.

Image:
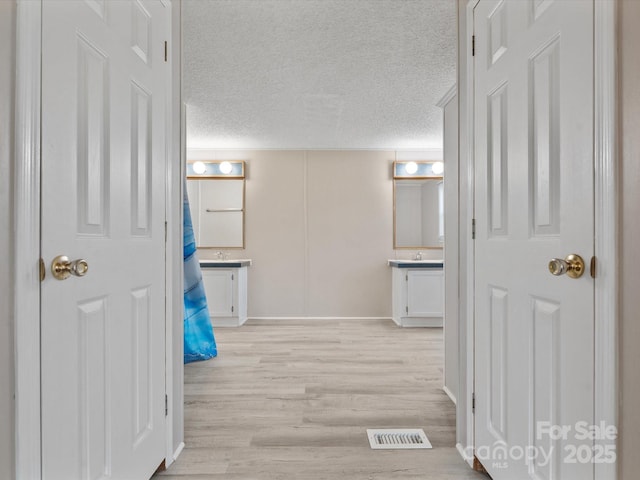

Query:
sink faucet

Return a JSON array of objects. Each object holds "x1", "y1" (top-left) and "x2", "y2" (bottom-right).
[{"x1": 414, "y1": 251, "x2": 423, "y2": 261}]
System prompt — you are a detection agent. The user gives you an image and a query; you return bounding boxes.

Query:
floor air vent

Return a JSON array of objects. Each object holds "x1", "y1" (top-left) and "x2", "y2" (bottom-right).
[{"x1": 366, "y1": 429, "x2": 433, "y2": 450}]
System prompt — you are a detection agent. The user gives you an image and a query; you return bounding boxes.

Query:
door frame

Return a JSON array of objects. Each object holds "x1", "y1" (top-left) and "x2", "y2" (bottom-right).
[
  {"x1": 13, "y1": 1, "x2": 182, "y2": 477},
  {"x1": 460, "y1": 0, "x2": 618, "y2": 478}
]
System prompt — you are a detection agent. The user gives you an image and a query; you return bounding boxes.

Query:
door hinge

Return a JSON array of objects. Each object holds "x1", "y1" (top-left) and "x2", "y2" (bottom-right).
[
  {"x1": 164, "y1": 221, "x2": 168, "y2": 242},
  {"x1": 406, "y1": 274, "x2": 408, "y2": 281},
  {"x1": 472, "y1": 218, "x2": 476, "y2": 239},
  {"x1": 472, "y1": 393, "x2": 476, "y2": 414},
  {"x1": 590, "y1": 256, "x2": 596, "y2": 278},
  {"x1": 165, "y1": 394, "x2": 168, "y2": 416},
  {"x1": 472, "y1": 35, "x2": 476, "y2": 56},
  {"x1": 231, "y1": 274, "x2": 234, "y2": 281},
  {"x1": 164, "y1": 41, "x2": 168, "y2": 62},
  {"x1": 405, "y1": 306, "x2": 409, "y2": 314},
  {"x1": 231, "y1": 305, "x2": 234, "y2": 313}
]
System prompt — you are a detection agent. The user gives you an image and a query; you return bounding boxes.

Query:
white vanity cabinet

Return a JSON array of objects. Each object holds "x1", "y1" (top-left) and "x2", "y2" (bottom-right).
[
  {"x1": 389, "y1": 260, "x2": 444, "y2": 327},
  {"x1": 200, "y1": 260, "x2": 250, "y2": 327}
]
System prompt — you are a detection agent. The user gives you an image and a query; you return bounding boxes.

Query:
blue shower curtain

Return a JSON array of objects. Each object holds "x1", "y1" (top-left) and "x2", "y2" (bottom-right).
[{"x1": 183, "y1": 185, "x2": 217, "y2": 363}]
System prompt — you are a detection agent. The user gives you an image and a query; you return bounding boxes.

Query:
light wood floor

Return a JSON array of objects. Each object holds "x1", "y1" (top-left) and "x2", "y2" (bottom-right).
[{"x1": 155, "y1": 319, "x2": 486, "y2": 479}]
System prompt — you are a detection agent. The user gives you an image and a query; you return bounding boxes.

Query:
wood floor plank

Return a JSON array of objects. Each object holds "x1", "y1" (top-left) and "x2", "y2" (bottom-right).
[{"x1": 155, "y1": 319, "x2": 485, "y2": 479}]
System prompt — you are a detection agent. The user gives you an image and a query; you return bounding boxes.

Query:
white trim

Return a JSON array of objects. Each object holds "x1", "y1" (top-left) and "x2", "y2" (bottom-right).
[
  {"x1": 172, "y1": 441, "x2": 185, "y2": 462},
  {"x1": 457, "y1": 0, "x2": 478, "y2": 467},
  {"x1": 171, "y1": 98, "x2": 187, "y2": 460},
  {"x1": 14, "y1": 1, "x2": 42, "y2": 478},
  {"x1": 247, "y1": 317, "x2": 394, "y2": 322},
  {"x1": 436, "y1": 84, "x2": 457, "y2": 109},
  {"x1": 443, "y1": 385, "x2": 457, "y2": 405},
  {"x1": 164, "y1": 0, "x2": 176, "y2": 467},
  {"x1": 593, "y1": 1, "x2": 617, "y2": 479},
  {"x1": 212, "y1": 317, "x2": 247, "y2": 328},
  {"x1": 303, "y1": 151, "x2": 310, "y2": 314}
]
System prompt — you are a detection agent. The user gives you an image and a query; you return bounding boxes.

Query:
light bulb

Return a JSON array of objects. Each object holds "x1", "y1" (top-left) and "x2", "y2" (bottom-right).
[
  {"x1": 192, "y1": 161, "x2": 207, "y2": 174},
  {"x1": 219, "y1": 161, "x2": 233, "y2": 174},
  {"x1": 431, "y1": 162, "x2": 444, "y2": 175},
  {"x1": 404, "y1": 162, "x2": 418, "y2": 175}
]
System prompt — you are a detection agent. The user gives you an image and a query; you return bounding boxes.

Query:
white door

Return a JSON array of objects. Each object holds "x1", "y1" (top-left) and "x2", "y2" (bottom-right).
[
  {"x1": 41, "y1": 2, "x2": 169, "y2": 479},
  {"x1": 474, "y1": 1, "x2": 594, "y2": 479}
]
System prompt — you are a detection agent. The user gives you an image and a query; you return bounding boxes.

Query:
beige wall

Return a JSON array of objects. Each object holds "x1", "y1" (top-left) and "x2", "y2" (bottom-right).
[
  {"x1": 305, "y1": 151, "x2": 395, "y2": 317},
  {"x1": 618, "y1": 1, "x2": 640, "y2": 477},
  {"x1": 188, "y1": 149, "x2": 443, "y2": 318},
  {"x1": 0, "y1": 1, "x2": 16, "y2": 478}
]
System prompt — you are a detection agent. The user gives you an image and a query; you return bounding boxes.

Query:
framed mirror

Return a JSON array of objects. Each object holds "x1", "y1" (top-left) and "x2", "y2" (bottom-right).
[
  {"x1": 186, "y1": 160, "x2": 246, "y2": 249},
  {"x1": 393, "y1": 161, "x2": 444, "y2": 249}
]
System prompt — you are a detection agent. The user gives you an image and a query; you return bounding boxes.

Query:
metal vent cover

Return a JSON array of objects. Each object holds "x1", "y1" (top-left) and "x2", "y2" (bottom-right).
[{"x1": 366, "y1": 429, "x2": 433, "y2": 450}]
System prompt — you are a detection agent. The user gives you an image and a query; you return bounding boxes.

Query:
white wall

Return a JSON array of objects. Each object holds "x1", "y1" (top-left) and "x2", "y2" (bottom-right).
[
  {"x1": 0, "y1": 1, "x2": 16, "y2": 478},
  {"x1": 188, "y1": 149, "x2": 443, "y2": 318},
  {"x1": 619, "y1": 1, "x2": 640, "y2": 477}
]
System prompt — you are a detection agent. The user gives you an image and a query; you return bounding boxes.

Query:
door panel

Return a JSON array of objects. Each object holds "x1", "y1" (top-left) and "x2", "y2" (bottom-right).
[
  {"x1": 488, "y1": 286, "x2": 507, "y2": 442},
  {"x1": 530, "y1": 38, "x2": 561, "y2": 237},
  {"x1": 474, "y1": 1, "x2": 594, "y2": 479},
  {"x1": 41, "y1": 2, "x2": 169, "y2": 479}
]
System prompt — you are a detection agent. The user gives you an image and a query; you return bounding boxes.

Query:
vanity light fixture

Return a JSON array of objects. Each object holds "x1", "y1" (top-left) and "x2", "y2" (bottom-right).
[
  {"x1": 192, "y1": 161, "x2": 207, "y2": 175},
  {"x1": 404, "y1": 161, "x2": 419, "y2": 175},
  {"x1": 393, "y1": 161, "x2": 444, "y2": 179},
  {"x1": 187, "y1": 160, "x2": 246, "y2": 179},
  {"x1": 219, "y1": 161, "x2": 233, "y2": 174}
]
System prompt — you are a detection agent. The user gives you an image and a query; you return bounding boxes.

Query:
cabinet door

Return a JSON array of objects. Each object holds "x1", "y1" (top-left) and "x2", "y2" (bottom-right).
[
  {"x1": 201, "y1": 269, "x2": 235, "y2": 317},
  {"x1": 407, "y1": 270, "x2": 444, "y2": 317}
]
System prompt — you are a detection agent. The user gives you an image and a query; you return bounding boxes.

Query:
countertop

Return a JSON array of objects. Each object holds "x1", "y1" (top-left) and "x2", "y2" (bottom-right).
[
  {"x1": 199, "y1": 259, "x2": 252, "y2": 268},
  {"x1": 388, "y1": 259, "x2": 443, "y2": 269}
]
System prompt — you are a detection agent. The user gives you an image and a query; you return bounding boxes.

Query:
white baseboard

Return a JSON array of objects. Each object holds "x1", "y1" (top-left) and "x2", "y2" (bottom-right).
[
  {"x1": 211, "y1": 317, "x2": 247, "y2": 327},
  {"x1": 443, "y1": 385, "x2": 457, "y2": 405},
  {"x1": 401, "y1": 317, "x2": 443, "y2": 328},
  {"x1": 172, "y1": 441, "x2": 185, "y2": 461},
  {"x1": 247, "y1": 316, "x2": 393, "y2": 322}
]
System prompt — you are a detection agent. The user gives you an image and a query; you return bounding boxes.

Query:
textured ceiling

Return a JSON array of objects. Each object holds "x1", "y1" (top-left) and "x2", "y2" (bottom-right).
[{"x1": 183, "y1": 0, "x2": 456, "y2": 150}]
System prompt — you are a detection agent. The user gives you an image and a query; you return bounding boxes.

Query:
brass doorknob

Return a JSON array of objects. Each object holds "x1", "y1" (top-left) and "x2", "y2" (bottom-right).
[
  {"x1": 548, "y1": 254, "x2": 585, "y2": 279},
  {"x1": 51, "y1": 255, "x2": 89, "y2": 280}
]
